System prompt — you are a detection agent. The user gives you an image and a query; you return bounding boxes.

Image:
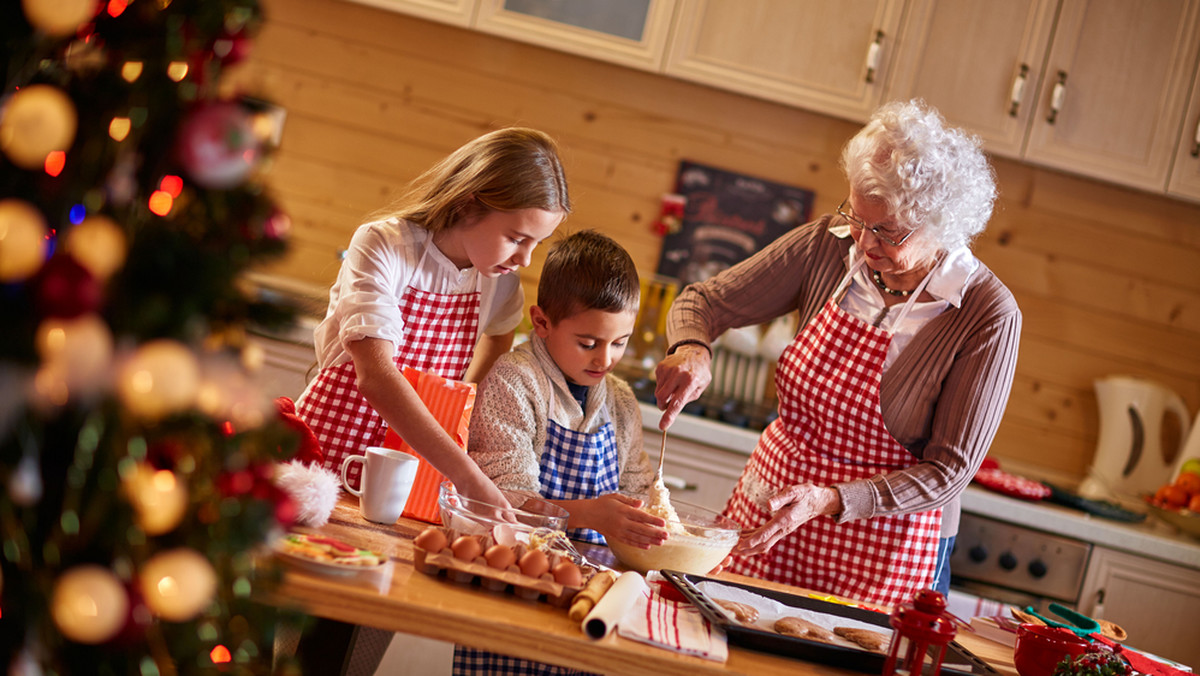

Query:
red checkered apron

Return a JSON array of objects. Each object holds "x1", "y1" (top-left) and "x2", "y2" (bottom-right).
[
  {"x1": 295, "y1": 256, "x2": 481, "y2": 492},
  {"x1": 724, "y1": 262, "x2": 941, "y2": 607}
]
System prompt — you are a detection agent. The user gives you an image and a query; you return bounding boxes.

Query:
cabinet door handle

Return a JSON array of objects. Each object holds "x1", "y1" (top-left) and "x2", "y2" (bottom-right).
[
  {"x1": 1047, "y1": 70, "x2": 1067, "y2": 124},
  {"x1": 1008, "y1": 63, "x2": 1029, "y2": 117},
  {"x1": 865, "y1": 30, "x2": 884, "y2": 84}
]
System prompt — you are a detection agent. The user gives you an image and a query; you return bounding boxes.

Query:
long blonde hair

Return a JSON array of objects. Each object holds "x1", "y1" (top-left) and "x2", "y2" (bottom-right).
[{"x1": 372, "y1": 127, "x2": 571, "y2": 232}]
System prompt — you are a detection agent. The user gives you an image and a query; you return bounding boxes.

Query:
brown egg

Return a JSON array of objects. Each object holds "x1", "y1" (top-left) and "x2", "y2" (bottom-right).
[
  {"x1": 413, "y1": 527, "x2": 448, "y2": 553},
  {"x1": 484, "y1": 544, "x2": 517, "y2": 570},
  {"x1": 518, "y1": 549, "x2": 550, "y2": 578},
  {"x1": 551, "y1": 560, "x2": 582, "y2": 587},
  {"x1": 451, "y1": 535, "x2": 483, "y2": 562}
]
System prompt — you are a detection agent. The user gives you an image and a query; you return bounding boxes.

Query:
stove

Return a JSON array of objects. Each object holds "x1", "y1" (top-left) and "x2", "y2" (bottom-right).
[{"x1": 950, "y1": 513, "x2": 1092, "y2": 606}]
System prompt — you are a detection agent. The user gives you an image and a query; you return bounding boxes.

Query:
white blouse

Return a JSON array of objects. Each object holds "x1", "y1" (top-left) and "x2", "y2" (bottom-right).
[
  {"x1": 310, "y1": 218, "x2": 524, "y2": 370},
  {"x1": 839, "y1": 244, "x2": 979, "y2": 370}
]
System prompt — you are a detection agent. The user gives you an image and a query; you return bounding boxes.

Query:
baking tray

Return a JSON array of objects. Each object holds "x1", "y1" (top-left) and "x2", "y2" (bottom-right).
[{"x1": 662, "y1": 571, "x2": 999, "y2": 676}]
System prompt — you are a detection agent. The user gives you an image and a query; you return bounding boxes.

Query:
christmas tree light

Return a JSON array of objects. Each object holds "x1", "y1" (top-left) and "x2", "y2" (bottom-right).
[{"x1": 2, "y1": 1, "x2": 308, "y2": 673}]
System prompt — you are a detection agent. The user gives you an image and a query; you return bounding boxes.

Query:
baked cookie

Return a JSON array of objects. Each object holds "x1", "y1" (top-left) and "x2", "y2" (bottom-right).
[
  {"x1": 774, "y1": 616, "x2": 834, "y2": 642},
  {"x1": 834, "y1": 626, "x2": 889, "y2": 653},
  {"x1": 715, "y1": 599, "x2": 759, "y2": 624},
  {"x1": 279, "y1": 533, "x2": 383, "y2": 567}
]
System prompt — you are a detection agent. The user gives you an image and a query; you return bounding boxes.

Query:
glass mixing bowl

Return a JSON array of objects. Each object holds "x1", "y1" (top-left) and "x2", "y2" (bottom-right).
[
  {"x1": 437, "y1": 481, "x2": 569, "y2": 536},
  {"x1": 607, "y1": 498, "x2": 740, "y2": 575}
]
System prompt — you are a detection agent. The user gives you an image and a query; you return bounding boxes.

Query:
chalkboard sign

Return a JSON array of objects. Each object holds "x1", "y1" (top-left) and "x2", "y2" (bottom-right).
[{"x1": 656, "y1": 160, "x2": 814, "y2": 285}]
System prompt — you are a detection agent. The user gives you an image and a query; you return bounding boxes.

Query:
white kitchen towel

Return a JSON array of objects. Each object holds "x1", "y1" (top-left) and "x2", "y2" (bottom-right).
[{"x1": 616, "y1": 579, "x2": 729, "y2": 662}]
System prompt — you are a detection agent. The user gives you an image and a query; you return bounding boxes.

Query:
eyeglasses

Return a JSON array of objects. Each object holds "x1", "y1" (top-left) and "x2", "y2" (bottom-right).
[{"x1": 837, "y1": 198, "x2": 914, "y2": 247}]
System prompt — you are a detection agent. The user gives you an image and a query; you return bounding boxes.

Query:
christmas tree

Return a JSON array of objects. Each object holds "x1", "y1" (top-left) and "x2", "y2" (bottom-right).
[{"x1": 2, "y1": 0, "x2": 307, "y2": 673}]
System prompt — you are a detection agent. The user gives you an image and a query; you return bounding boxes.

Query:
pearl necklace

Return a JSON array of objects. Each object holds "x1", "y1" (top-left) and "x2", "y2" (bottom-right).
[{"x1": 872, "y1": 268, "x2": 914, "y2": 297}]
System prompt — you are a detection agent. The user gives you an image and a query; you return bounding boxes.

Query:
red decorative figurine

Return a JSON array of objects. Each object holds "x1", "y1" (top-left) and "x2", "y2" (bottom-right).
[{"x1": 882, "y1": 589, "x2": 958, "y2": 676}]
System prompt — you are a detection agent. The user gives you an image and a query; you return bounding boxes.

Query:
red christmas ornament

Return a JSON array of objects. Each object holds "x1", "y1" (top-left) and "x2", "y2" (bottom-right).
[
  {"x1": 174, "y1": 100, "x2": 261, "y2": 189},
  {"x1": 35, "y1": 253, "x2": 101, "y2": 319}
]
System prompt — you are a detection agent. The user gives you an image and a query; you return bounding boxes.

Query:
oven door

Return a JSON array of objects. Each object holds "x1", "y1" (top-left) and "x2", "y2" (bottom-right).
[{"x1": 947, "y1": 513, "x2": 1092, "y2": 618}]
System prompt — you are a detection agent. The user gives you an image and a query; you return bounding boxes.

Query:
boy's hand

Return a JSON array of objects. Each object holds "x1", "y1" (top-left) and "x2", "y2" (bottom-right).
[{"x1": 586, "y1": 494, "x2": 669, "y2": 550}]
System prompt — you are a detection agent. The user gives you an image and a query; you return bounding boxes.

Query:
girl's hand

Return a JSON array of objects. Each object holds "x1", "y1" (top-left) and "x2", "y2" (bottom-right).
[
  {"x1": 653, "y1": 344, "x2": 713, "y2": 430},
  {"x1": 734, "y1": 484, "x2": 840, "y2": 556},
  {"x1": 586, "y1": 494, "x2": 669, "y2": 549},
  {"x1": 456, "y1": 471, "x2": 512, "y2": 511}
]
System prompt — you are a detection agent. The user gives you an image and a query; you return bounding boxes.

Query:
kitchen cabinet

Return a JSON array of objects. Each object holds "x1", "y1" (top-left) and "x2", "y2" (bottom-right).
[
  {"x1": 344, "y1": 0, "x2": 477, "y2": 26},
  {"x1": 885, "y1": 0, "x2": 1059, "y2": 159},
  {"x1": 473, "y1": 0, "x2": 680, "y2": 72},
  {"x1": 663, "y1": 0, "x2": 906, "y2": 123},
  {"x1": 1077, "y1": 545, "x2": 1200, "y2": 667},
  {"x1": 890, "y1": 0, "x2": 1200, "y2": 195},
  {"x1": 1169, "y1": 64, "x2": 1200, "y2": 201},
  {"x1": 1021, "y1": 0, "x2": 1200, "y2": 193}
]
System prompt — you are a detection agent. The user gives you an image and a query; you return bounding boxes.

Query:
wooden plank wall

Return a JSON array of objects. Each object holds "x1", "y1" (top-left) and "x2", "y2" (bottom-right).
[{"x1": 229, "y1": 0, "x2": 1200, "y2": 480}]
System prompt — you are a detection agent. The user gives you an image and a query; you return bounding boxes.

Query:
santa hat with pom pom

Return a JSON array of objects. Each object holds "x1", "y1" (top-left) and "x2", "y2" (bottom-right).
[{"x1": 272, "y1": 397, "x2": 340, "y2": 527}]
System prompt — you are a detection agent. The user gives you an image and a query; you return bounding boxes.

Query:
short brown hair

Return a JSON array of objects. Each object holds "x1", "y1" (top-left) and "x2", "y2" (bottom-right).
[
  {"x1": 537, "y1": 230, "x2": 640, "y2": 324},
  {"x1": 374, "y1": 127, "x2": 571, "y2": 232}
]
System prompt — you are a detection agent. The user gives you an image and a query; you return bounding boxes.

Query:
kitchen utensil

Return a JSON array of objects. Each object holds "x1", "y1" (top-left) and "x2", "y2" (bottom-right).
[
  {"x1": 971, "y1": 465, "x2": 1051, "y2": 501},
  {"x1": 340, "y1": 446, "x2": 419, "y2": 524},
  {"x1": 1040, "y1": 482, "x2": 1146, "y2": 523},
  {"x1": 1081, "y1": 376, "x2": 1191, "y2": 504},
  {"x1": 657, "y1": 430, "x2": 667, "y2": 478},
  {"x1": 1013, "y1": 624, "x2": 1091, "y2": 676},
  {"x1": 662, "y1": 571, "x2": 999, "y2": 675},
  {"x1": 1174, "y1": 408, "x2": 1200, "y2": 479},
  {"x1": 1010, "y1": 607, "x2": 1127, "y2": 643},
  {"x1": 606, "y1": 499, "x2": 739, "y2": 575},
  {"x1": 436, "y1": 481, "x2": 568, "y2": 535},
  {"x1": 1146, "y1": 503, "x2": 1200, "y2": 539},
  {"x1": 1021, "y1": 603, "x2": 1100, "y2": 638}
]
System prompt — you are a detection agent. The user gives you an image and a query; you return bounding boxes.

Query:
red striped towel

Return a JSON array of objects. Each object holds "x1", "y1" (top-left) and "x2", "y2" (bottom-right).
[{"x1": 617, "y1": 579, "x2": 728, "y2": 662}]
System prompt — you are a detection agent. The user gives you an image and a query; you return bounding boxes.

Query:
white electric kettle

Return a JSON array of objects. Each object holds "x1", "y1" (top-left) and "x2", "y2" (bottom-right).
[{"x1": 1079, "y1": 375, "x2": 1192, "y2": 505}]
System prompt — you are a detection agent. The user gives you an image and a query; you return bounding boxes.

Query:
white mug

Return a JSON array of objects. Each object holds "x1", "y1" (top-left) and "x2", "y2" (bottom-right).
[{"x1": 341, "y1": 446, "x2": 419, "y2": 524}]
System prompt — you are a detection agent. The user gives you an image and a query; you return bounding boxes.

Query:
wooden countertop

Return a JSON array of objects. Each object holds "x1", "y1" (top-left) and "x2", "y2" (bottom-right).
[{"x1": 264, "y1": 495, "x2": 1018, "y2": 676}]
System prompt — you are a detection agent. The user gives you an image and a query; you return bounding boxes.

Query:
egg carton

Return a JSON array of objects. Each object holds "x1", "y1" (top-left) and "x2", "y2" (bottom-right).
[{"x1": 412, "y1": 527, "x2": 592, "y2": 607}]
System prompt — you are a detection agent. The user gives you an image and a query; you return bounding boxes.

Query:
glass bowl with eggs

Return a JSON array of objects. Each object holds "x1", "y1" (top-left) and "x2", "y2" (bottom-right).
[{"x1": 607, "y1": 497, "x2": 741, "y2": 575}]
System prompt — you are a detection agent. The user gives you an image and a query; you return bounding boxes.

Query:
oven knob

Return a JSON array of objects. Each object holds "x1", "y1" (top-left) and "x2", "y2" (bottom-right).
[
  {"x1": 999, "y1": 552, "x2": 1018, "y2": 571},
  {"x1": 1028, "y1": 559, "x2": 1048, "y2": 578},
  {"x1": 968, "y1": 545, "x2": 988, "y2": 563}
]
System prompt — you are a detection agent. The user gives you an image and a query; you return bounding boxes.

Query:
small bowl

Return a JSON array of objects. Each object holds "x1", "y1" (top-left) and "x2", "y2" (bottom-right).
[
  {"x1": 437, "y1": 481, "x2": 569, "y2": 536},
  {"x1": 607, "y1": 498, "x2": 740, "y2": 575},
  {"x1": 1013, "y1": 623, "x2": 1091, "y2": 676}
]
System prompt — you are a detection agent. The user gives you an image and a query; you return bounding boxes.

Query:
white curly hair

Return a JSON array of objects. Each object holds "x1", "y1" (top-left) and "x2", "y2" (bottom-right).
[{"x1": 840, "y1": 99, "x2": 997, "y2": 261}]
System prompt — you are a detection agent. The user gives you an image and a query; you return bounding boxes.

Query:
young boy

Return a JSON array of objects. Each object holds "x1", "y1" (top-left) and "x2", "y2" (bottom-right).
[{"x1": 467, "y1": 229, "x2": 668, "y2": 548}]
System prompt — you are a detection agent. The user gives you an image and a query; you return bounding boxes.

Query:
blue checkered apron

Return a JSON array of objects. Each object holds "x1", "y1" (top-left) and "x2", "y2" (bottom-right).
[
  {"x1": 452, "y1": 390, "x2": 616, "y2": 676},
  {"x1": 538, "y1": 418, "x2": 620, "y2": 545}
]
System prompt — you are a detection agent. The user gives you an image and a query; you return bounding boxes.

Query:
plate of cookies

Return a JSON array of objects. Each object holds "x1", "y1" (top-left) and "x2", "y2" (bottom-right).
[
  {"x1": 661, "y1": 571, "x2": 998, "y2": 676},
  {"x1": 274, "y1": 532, "x2": 387, "y2": 575}
]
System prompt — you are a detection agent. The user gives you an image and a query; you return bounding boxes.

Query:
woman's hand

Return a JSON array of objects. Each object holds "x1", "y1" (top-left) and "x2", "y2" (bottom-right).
[
  {"x1": 567, "y1": 494, "x2": 668, "y2": 549},
  {"x1": 653, "y1": 344, "x2": 713, "y2": 430},
  {"x1": 734, "y1": 484, "x2": 841, "y2": 556}
]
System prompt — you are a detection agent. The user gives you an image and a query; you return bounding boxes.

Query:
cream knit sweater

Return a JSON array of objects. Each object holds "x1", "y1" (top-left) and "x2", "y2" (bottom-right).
[{"x1": 467, "y1": 333, "x2": 655, "y2": 499}]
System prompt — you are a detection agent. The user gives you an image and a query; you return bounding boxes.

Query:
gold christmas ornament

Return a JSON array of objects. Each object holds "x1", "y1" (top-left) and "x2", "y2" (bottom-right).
[
  {"x1": 21, "y1": 0, "x2": 97, "y2": 36},
  {"x1": 139, "y1": 548, "x2": 217, "y2": 622},
  {"x1": 35, "y1": 314, "x2": 114, "y2": 396},
  {"x1": 0, "y1": 198, "x2": 49, "y2": 282},
  {"x1": 0, "y1": 84, "x2": 78, "y2": 169},
  {"x1": 122, "y1": 463, "x2": 188, "y2": 535},
  {"x1": 51, "y1": 564, "x2": 129, "y2": 644},
  {"x1": 63, "y1": 215, "x2": 127, "y2": 279},
  {"x1": 116, "y1": 340, "x2": 201, "y2": 420}
]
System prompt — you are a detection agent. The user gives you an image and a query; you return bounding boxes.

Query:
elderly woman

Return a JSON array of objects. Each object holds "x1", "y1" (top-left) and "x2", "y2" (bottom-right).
[{"x1": 654, "y1": 100, "x2": 1021, "y2": 606}]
